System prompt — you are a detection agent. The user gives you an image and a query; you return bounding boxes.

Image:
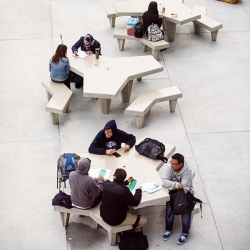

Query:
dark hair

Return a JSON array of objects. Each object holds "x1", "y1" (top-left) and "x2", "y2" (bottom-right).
[
  {"x1": 104, "y1": 126, "x2": 111, "y2": 131},
  {"x1": 52, "y1": 44, "x2": 67, "y2": 64},
  {"x1": 172, "y1": 153, "x2": 184, "y2": 165},
  {"x1": 113, "y1": 168, "x2": 127, "y2": 182},
  {"x1": 148, "y1": 1, "x2": 159, "y2": 15}
]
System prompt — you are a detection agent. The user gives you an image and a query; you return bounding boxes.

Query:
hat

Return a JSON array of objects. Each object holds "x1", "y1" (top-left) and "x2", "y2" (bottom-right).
[{"x1": 77, "y1": 158, "x2": 91, "y2": 175}]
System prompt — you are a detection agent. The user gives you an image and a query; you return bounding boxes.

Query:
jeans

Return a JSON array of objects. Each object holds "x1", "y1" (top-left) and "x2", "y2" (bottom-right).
[
  {"x1": 165, "y1": 201, "x2": 191, "y2": 235},
  {"x1": 51, "y1": 78, "x2": 71, "y2": 89}
]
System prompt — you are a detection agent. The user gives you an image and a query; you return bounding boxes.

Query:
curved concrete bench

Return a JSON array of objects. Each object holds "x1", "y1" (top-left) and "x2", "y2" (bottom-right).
[
  {"x1": 193, "y1": 5, "x2": 223, "y2": 41},
  {"x1": 125, "y1": 86, "x2": 182, "y2": 128},
  {"x1": 114, "y1": 28, "x2": 170, "y2": 61},
  {"x1": 54, "y1": 204, "x2": 132, "y2": 245},
  {"x1": 42, "y1": 80, "x2": 73, "y2": 125}
]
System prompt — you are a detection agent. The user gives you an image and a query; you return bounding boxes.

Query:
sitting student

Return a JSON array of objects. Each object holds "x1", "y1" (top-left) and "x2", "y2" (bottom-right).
[
  {"x1": 71, "y1": 34, "x2": 101, "y2": 88},
  {"x1": 88, "y1": 119, "x2": 136, "y2": 155},
  {"x1": 69, "y1": 157, "x2": 103, "y2": 209},
  {"x1": 100, "y1": 168, "x2": 147, "y2": 229},
  {"x1": 49, "y1": 44, "x2": 70, "y2": 89},
  {"x1": 143, "y1": 1, "x2": 163, "y2": 35},
  {"x1": 162, "y1": 153, "x2": 195, "y2": 245}
]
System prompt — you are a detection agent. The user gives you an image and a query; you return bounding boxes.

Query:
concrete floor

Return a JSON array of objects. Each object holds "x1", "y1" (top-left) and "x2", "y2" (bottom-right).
[{"x1": 0, "y1": 0, "x2": 249, "y2": 249}]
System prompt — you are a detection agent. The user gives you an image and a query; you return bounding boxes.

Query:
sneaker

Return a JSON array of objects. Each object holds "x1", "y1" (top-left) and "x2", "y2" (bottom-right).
[
  {"x1": 162, "y1": 231, "x2": 171, "y2": 241},
  {"x1": 177, "y1": 234, "x2": 187, "y2": 245}
]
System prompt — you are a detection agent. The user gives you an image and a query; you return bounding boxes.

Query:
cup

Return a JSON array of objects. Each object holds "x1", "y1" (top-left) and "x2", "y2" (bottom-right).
[
  {"x1": 175, "y1": 13, "x2": 178, "y2": 18},
  {"x1": 95, "y1": 48, "x2": 100, "y2": 59}
]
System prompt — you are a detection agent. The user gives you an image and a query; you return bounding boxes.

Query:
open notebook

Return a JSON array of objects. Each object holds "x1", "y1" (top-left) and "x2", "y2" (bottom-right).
[{"x1": 89, "y1": 168, "x2": 112, "y2": 180}]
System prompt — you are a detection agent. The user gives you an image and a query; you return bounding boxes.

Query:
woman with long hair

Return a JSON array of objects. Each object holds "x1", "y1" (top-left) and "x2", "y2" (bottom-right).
[{"x1": 49, "y1": 44, "x2": 70, "y2": 89}]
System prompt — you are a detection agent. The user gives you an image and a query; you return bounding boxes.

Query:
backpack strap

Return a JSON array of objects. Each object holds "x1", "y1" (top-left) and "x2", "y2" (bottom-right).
[
  {"x1": 192, "y1": 195, "x2": 203, "y2": 218},
  {"x1": 132, "y1": 215, "x2": 141, "y2": 231},
  {"x1": 161, "y1": 157, "x2": 168, "y2": 163}
]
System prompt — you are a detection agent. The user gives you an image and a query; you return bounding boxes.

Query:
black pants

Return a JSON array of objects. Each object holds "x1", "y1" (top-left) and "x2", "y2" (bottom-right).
[
  {"x1": 70, "y1": 71, "x2": 83, "y2": 88},
  {"x1": 51, "y1": 78, "x2": 71, "y2": 89}
]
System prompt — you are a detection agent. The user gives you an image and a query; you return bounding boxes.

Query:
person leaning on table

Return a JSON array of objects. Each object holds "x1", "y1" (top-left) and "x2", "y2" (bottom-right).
[
  {"x1": 100, "y1": 168, "x2": 147, "y2": 229},
  {"x1": 71, "y1": 34, "x2": 101, "y2": 88},
  {"x1": 88, "y1": 119, "x2": 136, "y2": 155},
  {"x1": 49, "y1": 44, "x2": 71, "y2": 89}
]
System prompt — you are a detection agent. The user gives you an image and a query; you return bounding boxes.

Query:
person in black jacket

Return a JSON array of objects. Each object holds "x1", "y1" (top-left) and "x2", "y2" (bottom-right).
[
  {"x1": 88, "y1": 120, "x2": 136, "y2": 155},
  {"x1": 100, "y1": 168, "x2": 147, "y2": 228},
  {"x1": 143, "y1": 1, "x2": 163, "y2": 35},
  {"x1": 71, "y1": 34, "x2": 101, "y2": 88}
]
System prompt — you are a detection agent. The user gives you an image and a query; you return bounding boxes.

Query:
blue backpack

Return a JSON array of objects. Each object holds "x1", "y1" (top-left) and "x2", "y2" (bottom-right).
[{"x1": 57, "y1": 153, "x2": 80, "y2": 188}]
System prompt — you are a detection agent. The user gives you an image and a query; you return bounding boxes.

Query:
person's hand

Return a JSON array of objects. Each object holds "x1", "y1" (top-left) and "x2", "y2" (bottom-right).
[
  {"x1": 86, "y1": 50, "x2": 93, "y2": 55},
  {"x1": 74, "y1": 51, "x2": 78, "y2": 56},
  {"x1": 106, "y1": 149, "x2": 116, "y2": 155},
  {"x1": 127, "y1": 176, "x2": 133, "y2": 183},
  {"x1": 123, "y1": 144, "x2": 130, "y2": 152},
  {"x1": 177, "y1": 183, "x2": 183, "y2": 189},
  {"x1": 97, "y1": 176, "x2": 104, "y2": 181}
]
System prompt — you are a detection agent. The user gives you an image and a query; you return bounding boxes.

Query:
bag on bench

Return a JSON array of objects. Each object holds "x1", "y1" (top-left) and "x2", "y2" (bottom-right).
[
  {"x1": 134, "y1": 22, "x2": 144, "y2": 38},
  {"x1": 52, "y1": 191, "x2": 73, "y2": 209},
  {"x1": 135, "y1": 138, "x2": 168, "y2": 163},
  {"x1": 147, "y1": 23, "x2": 164, "y2": 42}
]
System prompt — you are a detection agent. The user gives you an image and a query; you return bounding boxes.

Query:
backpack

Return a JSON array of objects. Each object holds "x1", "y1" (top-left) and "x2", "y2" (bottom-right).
[
  {"x1": 57, "y1": 153, "x2": 81, "y2": 188},
  {"x1": 135, "y1": 138, "x2": 168, "y2": 163},
  {"x1": 52, "y1": 191, "x2": 73, "y2": 209},
  {"x1": 134, "y1": 22, "x2": 144, "y2": 38},
  {"x1": 147, "y1": 23, "x2": 164, "y2": 42}
]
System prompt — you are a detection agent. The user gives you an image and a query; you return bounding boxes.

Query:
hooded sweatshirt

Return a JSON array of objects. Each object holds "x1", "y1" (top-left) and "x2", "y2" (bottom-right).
[
  {"x1": 162, "y1": 161, "x2": 194, "y2": 194},
  {"x1": 88, "y1": 120, "x2": 136, "y2": 155},
  {"x1": 69, "y1": 158, "x2": 103, "y2": 209}
]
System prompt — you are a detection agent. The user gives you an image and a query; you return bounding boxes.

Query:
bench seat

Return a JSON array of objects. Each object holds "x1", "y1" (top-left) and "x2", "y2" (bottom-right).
[
  {"x1": 114, "y1": 28, "x2": 170, "y2": 61},
  {"x1": 42, "y1": 80, "x2": 73, "y2": 125},
  {"x1": 193, "y1": 5, "x2": 223, "y2": 41},
  {"x1": 125, "y1": 86, "x2": 182, "y2": 128}
]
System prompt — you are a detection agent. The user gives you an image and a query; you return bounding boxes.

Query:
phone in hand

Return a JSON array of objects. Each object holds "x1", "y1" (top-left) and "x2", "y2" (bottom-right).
[{"x1": 113, "y1": 152, "x2": 121, "y2": 158}]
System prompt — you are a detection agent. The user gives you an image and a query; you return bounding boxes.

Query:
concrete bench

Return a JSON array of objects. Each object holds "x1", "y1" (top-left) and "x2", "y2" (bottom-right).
[
  {"x1": 42, "y1": 80, "x2": 73, "y2": 125},
  {"x1": 113, "y1": 28, "x2": 170, "y2": 61},
  {"x1": 106, "y1": 7, "x2": 116, "y2": 27},
  {"x1": 192, "y1": 5, "x2": 223, "y2": 41},
  {"x1": 54, "y1": 204, "x2": 132, "y2": 245},
  {"x1": 125, "y1": 86, "x2": 182, "y2": 128}
]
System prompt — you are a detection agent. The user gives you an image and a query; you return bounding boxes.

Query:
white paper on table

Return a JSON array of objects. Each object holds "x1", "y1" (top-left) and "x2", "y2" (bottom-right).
[
  {"x1": 89, "y1": 168, "x2": 111, "y2": 180},
  {"x1": 130, "y1": 180, "x2": 142, "y2": 195},
  {"x1": 141, "y1": 182, "x2": 158, "y2": 192},
  {"x1": 72, "y1": 50, "x2": 88, "y2": 59}
]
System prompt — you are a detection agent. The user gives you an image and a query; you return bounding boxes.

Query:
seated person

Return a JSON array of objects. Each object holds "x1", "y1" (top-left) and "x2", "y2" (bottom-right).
[
  {"x1": 71, "y1": 34, "x2": 101, "y2": 89},
  {"x1": 88, "y1": 119, "x2": 136, "y2": 155},
  {"x1": 69, "y1": 157, "x2": 103, "y2": 209},
  {"x1": 49, "y1": 44, "x2": 70, "y2": 89},
  {"x1": 100, "y1": 168, "x2": 147, "y2": 229},
  {"x1": 143, "y1": 1, "x2": 163, "y2": 35}
]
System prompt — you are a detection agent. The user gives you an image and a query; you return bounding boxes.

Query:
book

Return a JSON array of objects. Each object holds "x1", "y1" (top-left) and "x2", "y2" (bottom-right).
[{"x1": 88, "y1": 168, "x2": 111, "y2": 180}]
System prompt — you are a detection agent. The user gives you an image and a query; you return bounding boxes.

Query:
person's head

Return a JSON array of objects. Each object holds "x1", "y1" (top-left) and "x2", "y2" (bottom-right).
[
  {"x1": 104, "y1": 120, "x2": 118, "y2": 138},
  {"x1": 113, "y1": 168, "x2": 127, "y2": 183},
  {"x1": 84, "y1": 34, "x2": 94, "y2": 46},
  {"x1": 148, "y1": 1, "x2": 158, "y2": 15},
  {"x1": 52, "y1": 44, "x2": 67, "y2": 63},
  {"x1": 171, "y1": 153, "x2": 184, "y2": 171},
  {"x1": 77, "y1": 157, "x2": 91, "y2": 175}
]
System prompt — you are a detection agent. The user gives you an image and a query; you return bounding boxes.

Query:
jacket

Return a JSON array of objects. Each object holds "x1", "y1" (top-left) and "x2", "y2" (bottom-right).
[
  {"x1": 162, "y1": 162, "x2": 194, "y2": 194},
  {"x1": 88, "y1": 120, "x2": 136, "y2": 155},
  {"x1": 100, "y1": 180, "x2": 142, "y2": 225},
  {"x1": 49, "y1": 57, "x2": 70, "y2": 81},
  {"x1": 71, "y1": 36, "x2": 101, "y2": 55},
  {"x1": 142, "y1": 11, "x2": 162, "y2": 32}
]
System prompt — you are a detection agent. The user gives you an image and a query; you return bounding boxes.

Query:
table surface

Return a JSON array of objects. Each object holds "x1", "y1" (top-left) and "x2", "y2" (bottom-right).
[
  {"x1": 69, "y1": 54, "x2": 163, "y2": 99},
  {"x1": 80, "y1": 138, "x2": 176, "y2": 209}
]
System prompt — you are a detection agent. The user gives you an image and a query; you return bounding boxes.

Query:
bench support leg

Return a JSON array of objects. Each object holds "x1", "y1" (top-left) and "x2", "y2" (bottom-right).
[
  {"x1": 50, "y1": 113, "x2": 59, "y2": 125},
  {"x1": 108, "y1": 232, "x2": 117, "y2": 246},
  {"x1": 60, "y1": 212, "x2": 70, "y2": 227},
  {"x1": 164, "y1": 20, "x2": 177, "y2": 42},
  {"x1": 93, "y1": 221, "x2": 101, "y2": 229},
  {"x1": 142, "y1": 44, "x2": 148, "y2": 52},
  {"x1": 152, "y1": 50, "x2": 160, "y2": 61},
  {"x1": 121, "y1": 80, "x2": 133, "y2": 102},
  {"x1": 169, "y1": 99, "x2": 177, "y2": 112},
  {"x1": 138, "y1": 16, "x2": 143, "y2": 23},
  {"x1": 135, "y1": 115, "x2": 145, "y2": 129},
  {"x1": 146, "y1": 109, "x2": 151, "y2": 116},
  {"x1": 193, "y1": 22, "x2": 200, "y2": 34},
  {"x1": 100, "y1": 98, "x2": 111, "y2": 114},
  {"x1": 109, "y1": 17, "x2": 116, "y2": 28},
  {"x1": 117, "y1": 39, "x2": 125, "y2": 51},
  {"x1": 211, "y1": 30, "x2": 218, "y2": 41}
]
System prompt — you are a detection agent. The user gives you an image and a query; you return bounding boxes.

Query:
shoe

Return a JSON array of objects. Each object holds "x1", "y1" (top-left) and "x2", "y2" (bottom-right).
[
  {"x1": 177, "y1": 234, "x2": 187, "y2": 245},
  {"x1": 162, "y1": 231, "x2": 171, "y2": 241},
  {"x1": 75, "y1": 83, "x2": 83, "y2": 89}
]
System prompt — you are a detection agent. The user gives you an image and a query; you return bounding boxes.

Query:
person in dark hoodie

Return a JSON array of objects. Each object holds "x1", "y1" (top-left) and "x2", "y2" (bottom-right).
[
  {"x1": 88, "y1": 120, "x2": 136, "y2": 155},
  {"x1": 69, "y1": 157, "x2": 103, "y2": 209},
  {"x1": 100, "y1": 168, "x2": 147, "y2": 229}
]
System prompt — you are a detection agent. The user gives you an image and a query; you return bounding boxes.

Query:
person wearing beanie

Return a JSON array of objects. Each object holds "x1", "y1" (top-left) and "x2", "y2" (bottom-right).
[
  {"x1": 88, "y1": 120, "x2": 136, "y2": 155},
  {"x1": 100, "y1": 168, "x2": 147, "y2": 229},
  {"x1": 69, "y1": 157, "x2": 103, "y2": 209}
]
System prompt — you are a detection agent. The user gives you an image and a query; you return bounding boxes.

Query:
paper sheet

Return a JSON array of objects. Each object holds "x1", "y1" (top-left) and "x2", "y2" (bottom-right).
[
  {"x1": 72, "y1": 50, "x2": 88, "y2": 59},
  {"x1": 89, "y1": 168, "x2": 111, "y2": 180}
]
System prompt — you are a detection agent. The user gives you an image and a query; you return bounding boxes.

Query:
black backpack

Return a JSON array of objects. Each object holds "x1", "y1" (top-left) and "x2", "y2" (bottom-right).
[
  {"x1": 52, "y1": 191, "x2": 73, "y2": 209},
  {"x1": 134, "y1": 22, "x2": 144, "y2": 38}
]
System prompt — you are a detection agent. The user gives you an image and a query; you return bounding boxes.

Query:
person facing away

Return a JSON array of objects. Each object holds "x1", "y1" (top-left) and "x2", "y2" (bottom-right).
[
  {"x1": 88, "y1": 120, "x2": 136, "y2": 155},
  {"x1": 161, "y1": 153, "x2": 194, "y2": 245},
  {"x1": 100, "y1": 168, "x2": 147, "y2": 229},
  {"x1": 49, "y1": 44, "x2": 70, "y2": 89},
  {"x1": 71, "y1": 34, "x2": 101, "y2": 88},
  {"x1": 69, "y1": 157, "x2": 103, "y2": 209},
  {"x1": 143, "y1": 1, "x2": 163, "y2": 35}
]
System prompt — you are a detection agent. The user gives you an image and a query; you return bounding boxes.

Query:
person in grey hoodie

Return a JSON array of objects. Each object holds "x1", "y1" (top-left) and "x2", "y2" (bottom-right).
[
  {"x1": 162, "y1": 153, "x2": 194, "y2": 245},
  {"x1": 69, "y1": 157, "x2": 103, "y2": 209}
]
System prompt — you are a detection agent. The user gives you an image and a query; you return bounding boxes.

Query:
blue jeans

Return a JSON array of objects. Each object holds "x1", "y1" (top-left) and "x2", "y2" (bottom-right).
[{"x1": 165, "y1": 201, "x2": 191, "y2": 235}]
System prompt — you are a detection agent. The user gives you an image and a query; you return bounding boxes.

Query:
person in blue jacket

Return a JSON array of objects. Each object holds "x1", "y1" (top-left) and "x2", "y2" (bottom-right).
[
  {"x1": 88, "y1": 120, "x2": 136, "y2": 155},
  {"x1": 71, "y1": 34, "x2": 101, "y2": 88}
]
